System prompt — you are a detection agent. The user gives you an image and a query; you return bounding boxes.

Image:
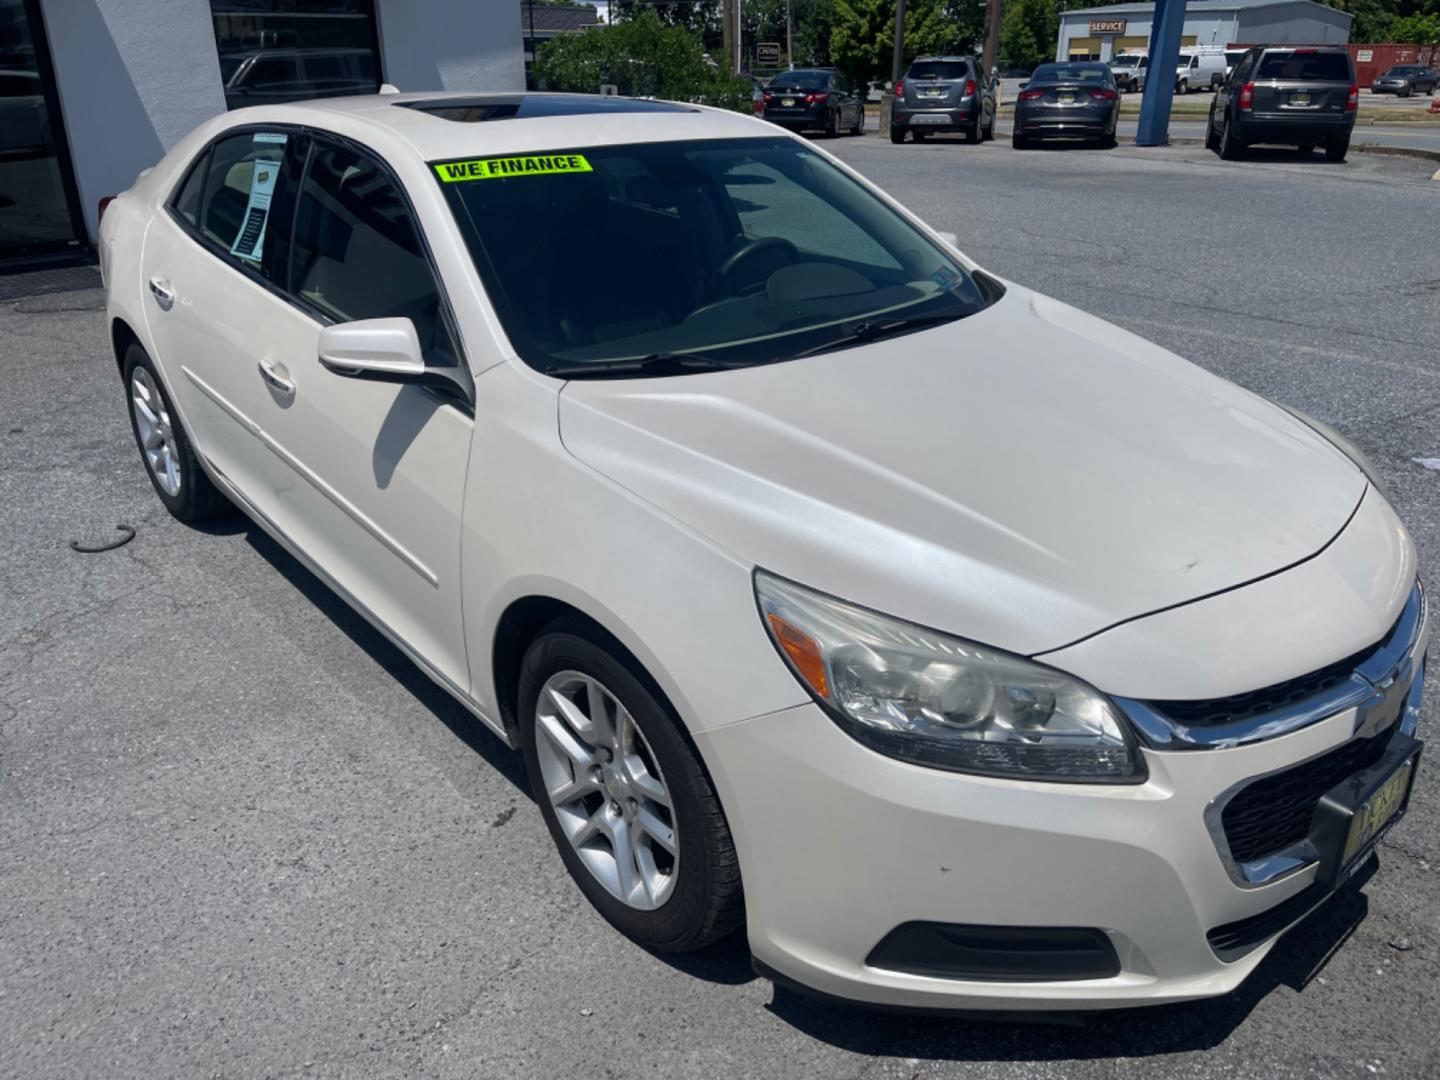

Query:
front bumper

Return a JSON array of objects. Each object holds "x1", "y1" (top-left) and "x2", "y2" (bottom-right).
[{"x1": 699, "y1": 607, "x2": 1427, "y2": 1011}]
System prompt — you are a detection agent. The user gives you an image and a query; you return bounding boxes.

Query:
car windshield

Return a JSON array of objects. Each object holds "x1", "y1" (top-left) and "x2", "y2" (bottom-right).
[
  {"x1": 1111, "y1": 56, "x2": 1140, "y2": 68},
  {"x1": 768, "y1": 71, "x2": 829, "y2": 89},
  {"x1": 1030, "y1": 64, "x2": 1107, "y2": 83},
  {"x1": 908, "y1": 61, "x2": 968, "y2": 80},
  {"x1": 1256, "y1": 51, "x2": 1350, "y2": 81},
  {"x1": 1383, "y1": 66, "x2": 1420, "y2": 76},
  {"x1": 1177, "y1": 56, "x2": 1196, "y2": 68},
  {"x1": 434, "y1": 138, "x2": 992, "y2": 376}
]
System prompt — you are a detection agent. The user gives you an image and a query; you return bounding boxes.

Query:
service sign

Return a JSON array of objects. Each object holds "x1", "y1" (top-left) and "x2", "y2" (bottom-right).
[
  {"x1": 757, "y1": 42, "x2": 782, "y2": 65},
  {"x1": 1090, "y1": 19, "x2": 1127, "y2": 33}
]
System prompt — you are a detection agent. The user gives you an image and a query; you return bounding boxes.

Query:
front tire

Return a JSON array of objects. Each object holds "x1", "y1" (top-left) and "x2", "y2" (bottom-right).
[
  {"x1": 122, "y1": 345, "x2": 230, "y2": 523},
  {"x1": 518, "y1": 620, "x2": 744, "y2": 953}
]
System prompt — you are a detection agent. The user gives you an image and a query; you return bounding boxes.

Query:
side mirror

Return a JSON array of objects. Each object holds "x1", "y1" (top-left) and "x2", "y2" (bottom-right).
[{"x1": 319, "y1": 317, "x2": 425, "y2": 379}]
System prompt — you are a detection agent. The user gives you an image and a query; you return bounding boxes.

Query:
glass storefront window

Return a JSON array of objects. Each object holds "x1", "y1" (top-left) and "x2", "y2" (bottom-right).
[
  {"x1": 0, "y1": 0, "x2": 84, "y2": 261},
  {"x1": 209, "y1": 1, "x2": 381, "y2": 109}
]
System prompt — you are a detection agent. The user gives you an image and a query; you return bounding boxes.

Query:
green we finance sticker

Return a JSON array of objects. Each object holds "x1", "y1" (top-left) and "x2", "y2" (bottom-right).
[{"x1": 434, "y1": 154, "x2": 593, "y2": 182}]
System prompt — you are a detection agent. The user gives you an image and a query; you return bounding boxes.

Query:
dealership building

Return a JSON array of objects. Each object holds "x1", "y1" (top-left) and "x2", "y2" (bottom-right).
[
  {"x1": 1056, "y1": 0, "x2": 1353, "y2": 62},
  {"x1": 0, "y1": 0, "x2": 522, "y2": 272}
]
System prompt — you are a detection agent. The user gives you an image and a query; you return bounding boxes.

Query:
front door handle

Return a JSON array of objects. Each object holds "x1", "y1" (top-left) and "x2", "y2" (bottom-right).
[
  {"x1": 257, "y1": 359, "x2": 296, "y2": 396},
  {"x1": 148, "y1": 276, "x2": 175, "y2": 309}
]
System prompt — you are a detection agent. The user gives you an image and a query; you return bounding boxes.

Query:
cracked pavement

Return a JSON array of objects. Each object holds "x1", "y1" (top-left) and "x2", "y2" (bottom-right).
[{"x1": 2, "y1": 141, "x2": 1439, "y2": 1079}]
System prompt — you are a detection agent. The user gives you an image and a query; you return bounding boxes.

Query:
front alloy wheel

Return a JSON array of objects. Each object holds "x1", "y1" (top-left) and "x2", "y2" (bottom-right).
[
  {"x1": 534, "y1": 670, "x2": 679, "y2": 910},
  {"x1": 518, "y1": 621, "x2": 744, "y2": 952}
]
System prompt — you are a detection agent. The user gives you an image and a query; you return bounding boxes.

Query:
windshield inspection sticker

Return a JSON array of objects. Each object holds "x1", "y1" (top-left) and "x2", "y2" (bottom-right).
[
  {"x1": 433, "y1": 154, "x2": 592, "y2": 182},
  {"x1": 229, "y1": 159, "x2": 281, "y2": 264}
]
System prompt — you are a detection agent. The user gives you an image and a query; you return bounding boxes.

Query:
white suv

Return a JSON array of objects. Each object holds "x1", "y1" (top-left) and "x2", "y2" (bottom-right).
[{"x1": 99, "y1": 91, "x2": 1428, "y2": 1013}]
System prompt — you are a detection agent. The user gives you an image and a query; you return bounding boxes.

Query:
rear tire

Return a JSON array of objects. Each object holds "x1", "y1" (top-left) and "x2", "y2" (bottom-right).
[
  {"x1": 1219, "y1": 117, "x2": 1245, "y2": 160},
  {"x1": 518, "y1": 620, "x2": 744, "y2": 953},
  {"x1": 1099, "y1": 130, "x2": 1118, "y2": 150},
  {"x1": 122, "y1": 345, "x2": 231, "y2": 524},
  {"x1": 852, "y1": 106, "x2": 864, "y2": 135},
  {"x1": 1298, "y1": 143, "x2": 1315, "y2": 154},
  {"x1": 1012, "y1": 131, "x2": 1029, "y2": 149},
  {"x1": 1325, "y1": 137, "x2": 1349, "y2": 163},
  {"x1": 1205, "y1": 107, "x2": 1221, "y2": 151},
  {"x1": 825, "y1": 108, "x2": 839, "y2": 137},
  {"x1": 912, "y1": 130, "x2": 929, "y2": 142},
  {"x1": 889, "y1": 124, "x2": 905, "y2": 144},
  {"x1": 964, "y1": 114, "x2": 980, "y2": 144}
]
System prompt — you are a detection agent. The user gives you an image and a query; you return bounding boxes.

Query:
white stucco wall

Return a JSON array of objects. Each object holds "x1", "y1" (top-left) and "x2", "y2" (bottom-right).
[
  {"x1": 42, "y1": 0, "x2": 227, "y2": 241},
  {"x1": 40, "y1": 0, "x2": 524, "y2": 243},
  {"x1": 375, "y1": 0, "x2": 523, "y2": 94}
]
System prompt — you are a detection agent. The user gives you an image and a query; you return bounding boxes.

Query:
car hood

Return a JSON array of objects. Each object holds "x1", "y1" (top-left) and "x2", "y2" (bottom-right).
[{"x1": 558, "y1": 284, "x2": 1368, "y2": 657}]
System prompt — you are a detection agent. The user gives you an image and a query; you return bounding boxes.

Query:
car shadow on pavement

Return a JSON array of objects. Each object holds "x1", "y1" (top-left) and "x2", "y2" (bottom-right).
[
  {"x1": 243, "y1": 523, "x2": 533, "y2": 798},
  {"x1": 761, "y1": 860, "x2": 1376, "y2": 1060}
]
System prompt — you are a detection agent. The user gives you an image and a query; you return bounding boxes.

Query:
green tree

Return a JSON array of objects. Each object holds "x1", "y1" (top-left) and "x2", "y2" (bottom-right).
[
  {"x1": 534, "y1": 8, "x2": 754, "y2": 110},
  {"x1": 996, "y1": 0, "x2": 1090, "y2": 71},
  {"x1": 1388, "y1": 12, "x2": 1440, "y2": 40},
  {"x1": 830, "y1": 0, "x2": 961, "y2": 89}
]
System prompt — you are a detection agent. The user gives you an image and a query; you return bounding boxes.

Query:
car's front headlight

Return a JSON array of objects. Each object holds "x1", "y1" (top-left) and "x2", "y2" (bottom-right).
[{"x1": 755, "y1": 571, "x2": 1144, "y2": 783}]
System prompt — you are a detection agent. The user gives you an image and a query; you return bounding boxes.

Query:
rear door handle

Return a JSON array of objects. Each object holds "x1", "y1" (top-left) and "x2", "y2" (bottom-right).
[
  {"x1": 148, "y1": 276, "x2": 175, "y2": 308},
  {"x1": 257, "y1": 359, "x2": 296, "y2": 396}
]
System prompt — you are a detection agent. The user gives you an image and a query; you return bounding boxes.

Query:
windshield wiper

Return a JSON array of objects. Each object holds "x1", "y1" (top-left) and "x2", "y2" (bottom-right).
[
  {"x1": 790, "y1": 312, "x2": 966, "y2": 360},
  {"x1": 545, "y1": 351, "x2": 751, "y2": 380}
]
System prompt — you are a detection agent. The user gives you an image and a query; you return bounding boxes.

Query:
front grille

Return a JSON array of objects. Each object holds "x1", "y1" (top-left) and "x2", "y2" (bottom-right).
[
  {"x1": 1221, "y1": 727, "x2": 1395, "y2": 863},
  {"x1": 1149, "y1": 601, "x2": 1409, "y2": 729}
]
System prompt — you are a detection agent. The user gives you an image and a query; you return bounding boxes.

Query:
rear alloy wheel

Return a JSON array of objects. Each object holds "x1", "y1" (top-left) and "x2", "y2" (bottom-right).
[
  {"x1": 123, "y1": 345, "x2": 231, "y2": 523},
  {"x1": 1219, "y1": 117, "x2": 1245, "y2": 160},
  {"x1": 1325, "y1": 137, "x2": 1349, "y2": 163},
  {"x1": 519, "y1": 621, "x2": 743, "y2": 952}
]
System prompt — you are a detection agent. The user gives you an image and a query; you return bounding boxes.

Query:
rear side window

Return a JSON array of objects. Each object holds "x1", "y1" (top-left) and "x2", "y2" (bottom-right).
[
  {"x1": 171, "y1": 155, "x2": 206, "y2": 227},
  {"x1": 1257, "y1": 51, "x2": 1351, "y2": 81},
  {"x1": 288, "y1": 139, "x2": 454, "y2": 363},
  {"x1": 907, "y1": 62, "x2": 968, "y2": 80},
  {"x1": 196, "y1": 130, "x2": 296, "y2": 277}
]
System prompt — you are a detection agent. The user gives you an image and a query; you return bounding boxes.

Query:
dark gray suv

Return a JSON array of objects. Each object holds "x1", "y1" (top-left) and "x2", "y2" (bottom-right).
[
  {"x1": 1208, "y1": 46, "x2": 1357, "y2": 162},
  {"x1": 890, "y1": 56, "x2": 996, "y2": 144}
]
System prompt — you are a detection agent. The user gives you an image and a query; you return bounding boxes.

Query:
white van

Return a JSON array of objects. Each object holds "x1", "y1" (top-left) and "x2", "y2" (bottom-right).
[{"x1": 1175, "y1": 49, "x2": 1227, "y2": 92}]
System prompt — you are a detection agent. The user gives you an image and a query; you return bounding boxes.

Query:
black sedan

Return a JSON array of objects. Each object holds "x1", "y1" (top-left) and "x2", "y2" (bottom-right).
[
  {"x1": 1012, "y1": 62, "x2": 1119, "y2": 149},
  {"x1": 761, "y1": 69, "x2": 865, "y2": 137},
  {"x1": 1371, "y1": 65, "x2": 1437, "y2": 97}
]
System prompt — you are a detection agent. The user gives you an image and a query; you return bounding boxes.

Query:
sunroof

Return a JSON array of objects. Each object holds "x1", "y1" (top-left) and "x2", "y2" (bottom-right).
[{"x1": 397, "y1": 94, "x2": 698, "y2": 122}]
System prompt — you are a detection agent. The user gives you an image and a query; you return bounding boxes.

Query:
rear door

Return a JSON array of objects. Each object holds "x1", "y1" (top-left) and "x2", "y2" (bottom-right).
[
  {"x1": 1251, "y1": 49, "x2": 1353, "y2": 117},
  {"x1": 140, "y1": 126, "x2": 308, "y2": 510}
]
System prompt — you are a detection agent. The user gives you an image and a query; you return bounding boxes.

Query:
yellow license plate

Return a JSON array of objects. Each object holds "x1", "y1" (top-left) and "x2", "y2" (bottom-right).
[
  {"x1": 782, "y1": 98, "x2": 795, "y2": 106},
  {"x1": 1342, "y1": 758, "x2": 1413, "y2": 865},
  {"x1": 1291, "y1": 93, "x2": 1310, "y2": 106},
  {"x1": 1058, "y1": 92, "x2": 1074, "y2": 104}
]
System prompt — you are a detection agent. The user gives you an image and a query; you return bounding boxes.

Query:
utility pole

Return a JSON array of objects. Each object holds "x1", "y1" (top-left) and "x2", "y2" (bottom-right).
[
  {"x1": 891, "y1": 0, "x2": 906, "y2": 86},
  {"x1": 723, "y1": 0, "x2": 735, "y2": 75},
  {"x1": 981, "y1": 0, "x2": 1000, "y2": 78},
  {"x1": 786, "y1": 0, "x2": 793, "y2": 68},
  {"x1": 735, "y1": 0, "x2": 744, "y2": 72}
]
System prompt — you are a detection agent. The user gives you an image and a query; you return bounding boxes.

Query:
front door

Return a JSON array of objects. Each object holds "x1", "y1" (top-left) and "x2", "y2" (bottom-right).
[{"x1": 246, "y1": 135, "x2": 474, "y2": 691}]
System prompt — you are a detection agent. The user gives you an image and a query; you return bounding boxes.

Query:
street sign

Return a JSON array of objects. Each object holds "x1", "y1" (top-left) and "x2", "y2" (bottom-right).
[{"x1": 757, "y1": 42, "x2": 782, "y2": 65}]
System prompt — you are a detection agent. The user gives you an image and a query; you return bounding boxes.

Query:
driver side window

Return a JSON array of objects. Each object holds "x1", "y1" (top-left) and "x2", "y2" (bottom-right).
[{"x1": 719, "y1": 161, "x2": 899, "y2": 271}]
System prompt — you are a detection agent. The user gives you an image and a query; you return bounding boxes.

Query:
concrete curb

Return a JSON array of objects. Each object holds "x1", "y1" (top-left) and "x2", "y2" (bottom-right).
[{"x1": 1154, "y1": 135, "x2": 1440, "y2": 171}]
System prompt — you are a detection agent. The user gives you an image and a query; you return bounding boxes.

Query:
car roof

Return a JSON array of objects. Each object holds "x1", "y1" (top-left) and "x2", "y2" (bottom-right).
[
  {"x1": 214, "y1": 91, "x2": 776, "y2": 163},
  {"x1": 911, "y1": 56, "x2": 973, "y2": 63}
]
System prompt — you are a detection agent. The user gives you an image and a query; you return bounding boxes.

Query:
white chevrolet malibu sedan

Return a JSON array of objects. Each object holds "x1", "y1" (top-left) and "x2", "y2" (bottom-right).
[{"x1": 99, "y1": 91, "x2": 1427, "y2": 1012}]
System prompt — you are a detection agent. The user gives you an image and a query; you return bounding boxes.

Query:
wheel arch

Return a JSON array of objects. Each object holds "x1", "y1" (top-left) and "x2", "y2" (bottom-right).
[
  {"x1": 111, "y1": 316, "x2": 143, "y2": 378},
  {"x1": 488, "y1": 589, "x2": 701, "y2": 755}
]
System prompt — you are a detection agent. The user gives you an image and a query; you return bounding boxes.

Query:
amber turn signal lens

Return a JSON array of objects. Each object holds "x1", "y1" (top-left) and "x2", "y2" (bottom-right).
[{"x1": 766, "y1": 612, "x2": 829, "y2": 697}]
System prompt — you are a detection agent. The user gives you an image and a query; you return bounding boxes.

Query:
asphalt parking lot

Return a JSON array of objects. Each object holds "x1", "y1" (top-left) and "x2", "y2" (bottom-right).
[{"x1": 3, "y1": 137, "x2": 1439, "y2": 1079}]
